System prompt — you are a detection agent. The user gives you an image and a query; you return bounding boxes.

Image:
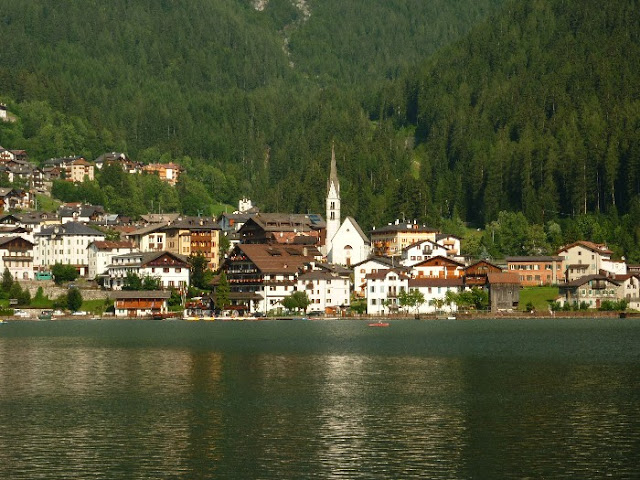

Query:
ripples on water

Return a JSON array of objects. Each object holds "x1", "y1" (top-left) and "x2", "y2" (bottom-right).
[{"x1": 1, "y1": 319, "x2": 639, "y2": 479}]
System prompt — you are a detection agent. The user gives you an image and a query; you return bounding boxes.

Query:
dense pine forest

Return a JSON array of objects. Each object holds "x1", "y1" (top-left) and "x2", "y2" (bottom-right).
[{"x1": 0, "y1": 0, "x2": 639, "y2": 260}]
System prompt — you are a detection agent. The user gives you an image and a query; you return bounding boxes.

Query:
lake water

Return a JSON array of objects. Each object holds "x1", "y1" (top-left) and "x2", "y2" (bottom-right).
[{"x1": 1, "y1": 318, "x2": 639, "y2": 479}]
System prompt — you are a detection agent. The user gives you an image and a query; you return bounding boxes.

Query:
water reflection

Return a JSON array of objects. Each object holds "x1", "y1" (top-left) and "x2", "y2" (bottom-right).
[{"x1": 1, "y1": 320, "x2": 639, "y2": 479}]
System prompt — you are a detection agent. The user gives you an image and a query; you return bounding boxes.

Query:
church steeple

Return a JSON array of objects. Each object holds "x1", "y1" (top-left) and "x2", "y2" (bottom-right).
[{"x1": 326, "y1": 142, "x2": 341, "y2": 249}]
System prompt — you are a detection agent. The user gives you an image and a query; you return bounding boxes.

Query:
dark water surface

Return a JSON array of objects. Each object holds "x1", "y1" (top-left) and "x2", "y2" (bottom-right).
[{"x1": 1, "y1": 318, "x2": 639, "y2": 479}]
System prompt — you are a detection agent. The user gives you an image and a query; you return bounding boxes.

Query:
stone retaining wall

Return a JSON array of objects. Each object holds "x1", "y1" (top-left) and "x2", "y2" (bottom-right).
[{"x1": 20, "y1": 280, "x2": 110, "y2": 301}]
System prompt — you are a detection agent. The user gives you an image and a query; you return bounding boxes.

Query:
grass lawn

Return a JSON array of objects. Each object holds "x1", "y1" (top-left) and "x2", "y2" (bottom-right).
[
  {"x1": 35, "y1": 193, "x2": 61, "y2": 212},
  {"x1": 81, "y1": 298, "x2": 111, "y2": 314},
  {"x1": 519, "y1": 286, "x2": 560, "y2": 311}
]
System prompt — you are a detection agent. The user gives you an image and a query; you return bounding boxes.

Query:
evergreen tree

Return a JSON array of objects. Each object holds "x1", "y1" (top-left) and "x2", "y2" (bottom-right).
[
  {"x1": 215, "y1": 271, "x2": 230, "y2": 311},
  {"x1": 67, "y1": 288, "x2": 83, "y2": 312}
]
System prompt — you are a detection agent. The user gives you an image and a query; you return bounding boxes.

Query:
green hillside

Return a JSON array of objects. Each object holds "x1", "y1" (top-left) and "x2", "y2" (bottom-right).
[
  {"x1": 383, "y1": 0, "x2": 640, "y2": 225},
  {"x1": 1, "y1": 0, "x2": 639, "y2": 259}
]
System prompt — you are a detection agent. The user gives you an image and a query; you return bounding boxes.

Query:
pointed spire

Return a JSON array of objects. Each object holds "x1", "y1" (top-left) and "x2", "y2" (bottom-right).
[{"x1": 327, "y1": 141, "x2": 339, "y2": 195}]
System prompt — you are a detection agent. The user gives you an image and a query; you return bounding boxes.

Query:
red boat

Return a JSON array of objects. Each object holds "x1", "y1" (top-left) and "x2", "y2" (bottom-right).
[{"x1": 368, "y1": 321, "x2": 390, "y2": 327}]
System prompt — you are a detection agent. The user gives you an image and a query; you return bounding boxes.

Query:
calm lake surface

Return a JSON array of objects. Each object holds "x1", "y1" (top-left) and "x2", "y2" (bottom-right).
[{"x1": 1, "y1": 318, "x2": 639, "y2": 479}]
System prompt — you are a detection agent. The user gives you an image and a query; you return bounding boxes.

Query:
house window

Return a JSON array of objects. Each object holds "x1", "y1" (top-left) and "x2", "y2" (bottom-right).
[
  {"x1": 176, "y1": 268, "x2": 181, "y2": 273},
  {"x1": 164, "y1": 268, "x2": 169, "y2": 273}
]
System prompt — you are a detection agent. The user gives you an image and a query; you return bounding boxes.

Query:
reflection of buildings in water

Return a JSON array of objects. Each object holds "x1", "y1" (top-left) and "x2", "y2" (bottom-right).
[{"x1": 314, "y1": 355, "x2": 468, "y2": 478}]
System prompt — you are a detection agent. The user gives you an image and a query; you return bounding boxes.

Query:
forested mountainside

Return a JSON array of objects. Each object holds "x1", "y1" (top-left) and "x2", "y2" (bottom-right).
[
  {"x1": 0, "y1": 0, "x2": 502, "y2": 215},
  {"x1": 380, "y1": 0, "x2": 640, "y2": 225},
  {"x1": 1, "y1": 0, "x2": 640, "y2": 259}
]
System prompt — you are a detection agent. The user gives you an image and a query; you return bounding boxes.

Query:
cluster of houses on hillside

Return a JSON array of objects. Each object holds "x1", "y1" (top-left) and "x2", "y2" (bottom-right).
[
  {"x1": 0, "y1": 141, "x2": 638, "y2": 317},
  {"x1": 0, "y1": 146, "x2": 184, "y2": 199}
]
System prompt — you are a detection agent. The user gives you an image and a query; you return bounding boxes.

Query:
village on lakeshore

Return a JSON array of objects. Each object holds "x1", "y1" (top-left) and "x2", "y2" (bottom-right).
[{"x1": 0, "y1": 138, "x2": 639, "y2": 320}]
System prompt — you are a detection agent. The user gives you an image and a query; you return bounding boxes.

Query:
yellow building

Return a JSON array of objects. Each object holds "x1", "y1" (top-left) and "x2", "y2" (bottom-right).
[{"x1": 371, "y1": 221, "x2": 439, "y2": 257}]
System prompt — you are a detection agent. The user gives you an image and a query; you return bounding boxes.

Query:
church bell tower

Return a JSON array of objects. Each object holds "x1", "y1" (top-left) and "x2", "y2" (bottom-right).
[{"x1": 325, "y1": 143, "x2": 341, "y2": 251}]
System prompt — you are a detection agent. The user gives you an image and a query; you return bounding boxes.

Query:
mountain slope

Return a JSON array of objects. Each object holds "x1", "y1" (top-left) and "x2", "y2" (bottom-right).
[{"x1": 382, "y1": 0, "x2": 640, "y2": 224}]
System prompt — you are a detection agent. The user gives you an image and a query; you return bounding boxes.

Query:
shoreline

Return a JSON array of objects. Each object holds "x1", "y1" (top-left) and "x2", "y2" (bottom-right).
[{"x1": 3, "y1": 311, "x2": 638, "y2": 322}]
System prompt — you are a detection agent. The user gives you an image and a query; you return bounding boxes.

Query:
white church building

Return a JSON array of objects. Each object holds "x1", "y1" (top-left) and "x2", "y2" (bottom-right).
[{"x1": 324, "y1": 144, "x2": 371, "y2": 266}]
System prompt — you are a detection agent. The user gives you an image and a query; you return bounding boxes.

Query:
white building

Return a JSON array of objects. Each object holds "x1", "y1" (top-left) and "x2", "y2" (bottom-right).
[
  {"x1": 296, "y1": 267, "x2": 351, "y2": 314},
  {"x1": 107, "y1": 251, "x2": 189, "y2": 290},
  {"x1": 352, "y1": 256, "x2": 404, "y2": 298},
  {"x1": 365, "y1": 269, "x2": 409, "y2": 315},
  {"x1": 558, "y1": 241, "x2": 616, "y2": 281},
  {"x1": 328, "y1": 216, "x2": 371, "y2": 267},
  {"x1": 87, "y1": 241, "x2": 138, "y2": 280},
  {"x1": 400, "y1": 239, "x2": 449, "y2": 267},
  {"x1": 34, "y1": 222, "x2": 105, "y2": 275},
  {"x1": 407, "y1": 277, "x2": 463, "y2": 314}
]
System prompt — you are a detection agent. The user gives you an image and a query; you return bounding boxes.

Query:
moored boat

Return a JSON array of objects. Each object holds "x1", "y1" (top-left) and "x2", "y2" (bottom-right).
[{"x1": 368, "y1": 321, "x2": 390, "y2": 327}]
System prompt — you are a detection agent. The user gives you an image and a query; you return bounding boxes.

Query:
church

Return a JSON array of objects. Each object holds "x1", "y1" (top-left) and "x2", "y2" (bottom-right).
[{"x1": 324, "y1": 144, "x2": 371, "y2": 266}]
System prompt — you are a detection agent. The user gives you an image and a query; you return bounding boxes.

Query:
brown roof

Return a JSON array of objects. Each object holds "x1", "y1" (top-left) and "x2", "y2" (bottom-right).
[
  {"x1": 558, "y1": 241, "x2": 613, "y2": 255},
  {"x1": 408, "y1": 277, "x2": 463, "y2": 287},
  {"x1": 414, "y1": 255, "x2": 465, "y2": 267},
  {"x1": 89, "y1": 241, "x2": 135, "y2": 250},
  {"x1": 110, "y1": 290, "x2": 171, "y2": 299},
  {"x1": 235, "y1": 243, "x2": 317, "y2": 274},
  {"x1": 487, "y1": 273, "x2": 521, "y2": 285},
  {"x1": 365, "y1": 269, "x2": 409, "y2": 280}
]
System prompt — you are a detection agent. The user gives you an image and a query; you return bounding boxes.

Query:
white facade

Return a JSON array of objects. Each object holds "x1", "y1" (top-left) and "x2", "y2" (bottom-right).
[
  {"x1": 602, "y1": 259, "x2": 627, "y2": 276},
  {"x1": 34, "y1": 223, "x2": 105, "y2": 275},
  {"x1": 258, "y1": 273, "x2": 298, "y2": 313},
  {"x1": 352, "y1": 257, "x2": 398, "y2": 297},
  {"x1": 407, "y1": 278, "x2": 463, "y2": 314},
  {"x1": 87, "y1": 242, "x2": 138, "y2": 279},
  {"x1": 107, "y1": 252, "x2": 189, "y2": 290},
  {"x1": 558, "y1": 242, "x2": 613, "y2": 280},
  {"x1": 401, "y1": 240, "x2": 449, "y2": 267},
  {"x1": 296, "y1": 270, "x2": 351, "y2": 313},
  {"x1": 365, "y1": 269, "x2": 409, "y2": 315},
  {"x1": 328, "y1": 216, "x2": 371, "y2": 266}
]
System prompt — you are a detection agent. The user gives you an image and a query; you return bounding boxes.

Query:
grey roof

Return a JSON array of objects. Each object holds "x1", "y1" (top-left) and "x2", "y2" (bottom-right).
[
  {"x1": 36, "y1": 222, "x2": 105, "y2": 237},
  {"x1": 126, "y1": 223, "x2": 169, "y2": 236},
  {"x1": 560, "y1": 274, "x2": 620, "y2": 288}
]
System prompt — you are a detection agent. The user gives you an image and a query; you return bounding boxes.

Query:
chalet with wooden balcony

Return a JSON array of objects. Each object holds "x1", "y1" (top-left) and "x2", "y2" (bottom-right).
[
  {"x1": 220, "y1": 243, "x2": 321, "y2": 313},
  {"x1": 237, "y1": 213, "x2": 325, "y2": 246},
  {"x1": 111, "y1": 290, "x2": 171, "y2": 318},
  {"x1": 0, "y1": 236, "x2": 35, "y2": 280},
  {"x1": 558, "y1": 274, "x2": 620, "y2": 309},
  {"x1": 411, "y1": 255, "x2": 465, "y2": 279},
  {"x1": 463, "y1": 260, "x2": 503, "y2": 287},
  {"x1": 162, "y1": 216, "x2": 221, "y2": 271}
]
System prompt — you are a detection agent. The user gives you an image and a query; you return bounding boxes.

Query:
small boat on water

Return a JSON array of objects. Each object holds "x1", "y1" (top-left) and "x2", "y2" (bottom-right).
[
  {"x1": 38, "y1": 310, "x2": 53, "y2": 321},
  {"x1": 368, "y1": 321, "x2": 390, "y2": 327}
]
